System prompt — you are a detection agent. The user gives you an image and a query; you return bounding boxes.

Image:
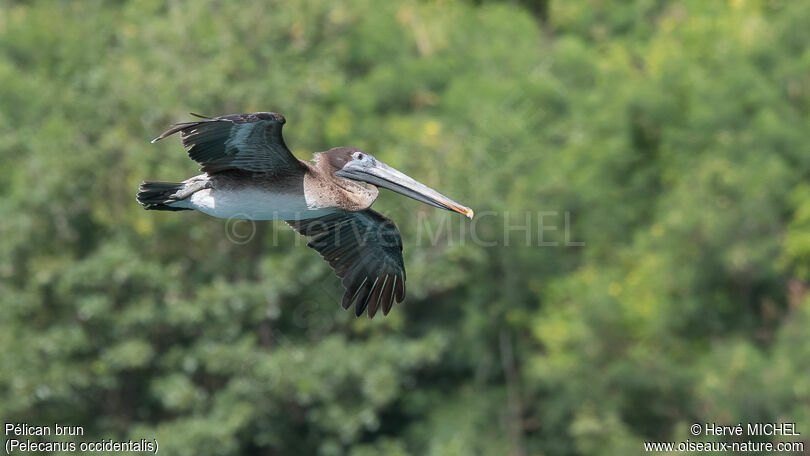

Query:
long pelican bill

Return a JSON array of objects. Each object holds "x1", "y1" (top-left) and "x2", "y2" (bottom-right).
[{"x1": 335, "y1": 159, "x2": 474, "y2": 219}]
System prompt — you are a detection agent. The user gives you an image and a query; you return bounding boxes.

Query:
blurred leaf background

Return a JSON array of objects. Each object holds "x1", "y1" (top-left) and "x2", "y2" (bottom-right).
[{"x1": 1, "y1": 0, "x2": 810, "y2": 454}]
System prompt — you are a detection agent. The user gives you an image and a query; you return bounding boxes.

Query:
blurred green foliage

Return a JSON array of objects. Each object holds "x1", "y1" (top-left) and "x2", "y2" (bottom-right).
[{"x1": 1, "y1": 0, "x2": 809, "y2": 454}]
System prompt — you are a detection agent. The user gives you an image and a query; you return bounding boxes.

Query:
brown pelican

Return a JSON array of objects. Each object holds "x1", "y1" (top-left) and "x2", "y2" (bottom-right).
[{"x1": 137, "y1": 112, "x2": 473, "y2": 318}]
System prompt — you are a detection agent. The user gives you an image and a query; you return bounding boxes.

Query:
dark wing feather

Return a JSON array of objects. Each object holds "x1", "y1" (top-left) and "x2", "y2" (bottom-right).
[
  {"x1": 152, "y1": 112, "x2": 306, "y2": 175},
  {"x1": 286, "y1": 210, "x2": 406, "y2": 319}
]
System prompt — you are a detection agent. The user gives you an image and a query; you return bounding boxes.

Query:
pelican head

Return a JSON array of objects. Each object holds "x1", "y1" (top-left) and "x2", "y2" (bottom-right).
[{"x1": 326, "y1": 147, "x2": 474, "y2": 219}]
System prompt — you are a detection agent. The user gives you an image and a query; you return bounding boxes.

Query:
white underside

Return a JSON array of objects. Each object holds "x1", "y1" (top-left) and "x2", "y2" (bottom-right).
[{"x1": 172, "y1": 188, "x2": 335, "y2": 220}]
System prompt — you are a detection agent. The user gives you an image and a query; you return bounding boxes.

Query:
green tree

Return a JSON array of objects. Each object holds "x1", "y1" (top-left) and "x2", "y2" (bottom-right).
[{"x1": 1, "y1": 0, "x2": 809, "y2": 455}]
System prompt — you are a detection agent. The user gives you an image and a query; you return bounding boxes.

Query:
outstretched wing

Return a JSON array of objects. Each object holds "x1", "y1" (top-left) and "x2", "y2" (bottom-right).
[
  {"x1": 151, "y1": 112, "x2": 306, "y2": 175},
  {"x1": 287, "y1": 210, "x2": 406, "y2": 319}
]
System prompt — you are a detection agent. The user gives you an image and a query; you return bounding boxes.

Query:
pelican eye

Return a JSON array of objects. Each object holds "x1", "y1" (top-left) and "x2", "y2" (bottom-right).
[{"x1": 354, "y1": 152, "x2": 365, "y2": 160}]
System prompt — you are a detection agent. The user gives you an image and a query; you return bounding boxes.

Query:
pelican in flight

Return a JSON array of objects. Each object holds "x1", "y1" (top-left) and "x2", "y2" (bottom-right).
[{"x1": 137, "y1": 112, "x2": 473, "y2": 318}]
